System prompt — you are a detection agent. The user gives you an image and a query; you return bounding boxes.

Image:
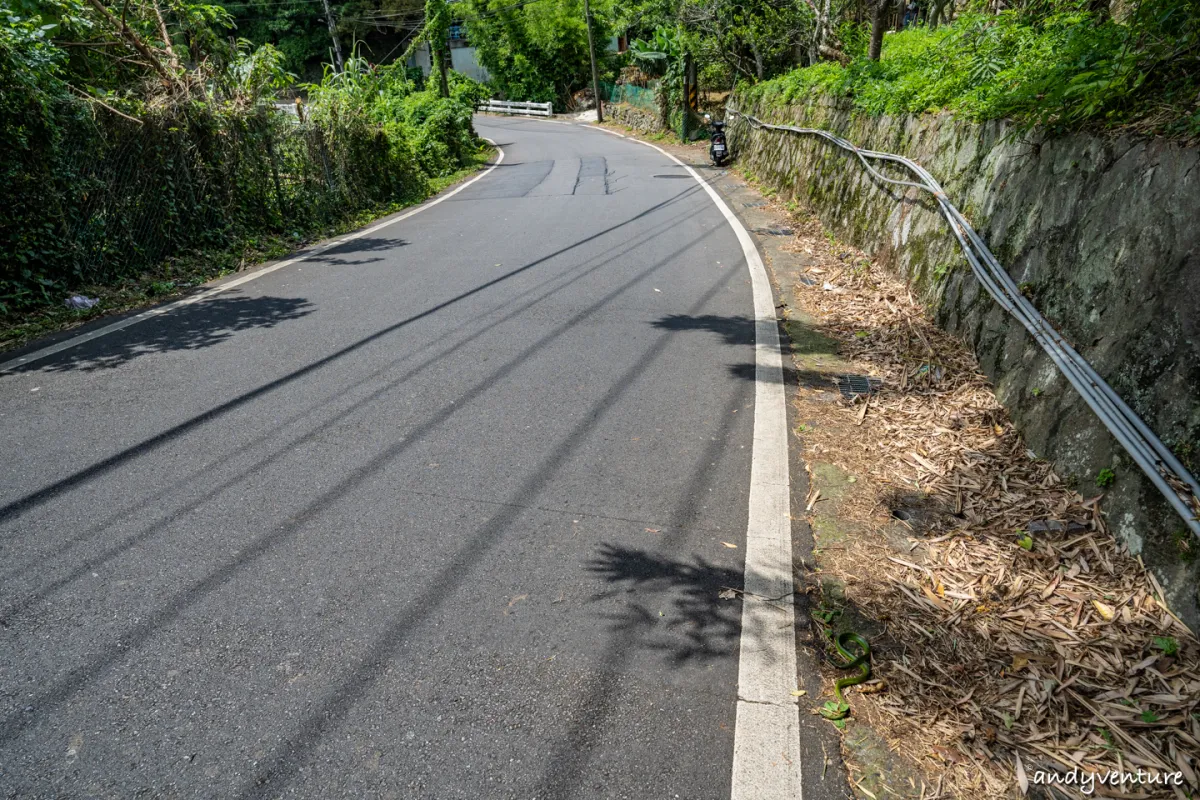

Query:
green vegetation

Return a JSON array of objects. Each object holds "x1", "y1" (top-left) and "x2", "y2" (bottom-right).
[
  {"x1": 1154, "y1": 635, "x2": 1179, "y2": 655},
  {"x1": 0, "y1": 148, "x2": 490, "y2": 352},
  {"x1": 466, "y1": 0, "x2": 616, "y2": 107},
  {"x1": 742, "y1": 2, "x2": 1200, "y2": 137},
  {"x1": 5, "y1": 0, "x2": 1198, "y2": 336},
  {"x1": 195, "y1": 0, "x2": 622, "y2": 110},
  {"x1": 1095, "y1": 467, "x2": 1116, "y2": 488},
  {"x1": 0, "y1": 0, "x2": 487, "y2": 321},
  {"x1": 1172, "y1": 529, "x2": 1195, "y2": 563}
]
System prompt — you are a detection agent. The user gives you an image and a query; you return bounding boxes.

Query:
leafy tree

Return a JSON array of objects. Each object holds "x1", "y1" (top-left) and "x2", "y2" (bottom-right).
[
  {"x1": 465, "y1": 0, "x2": 614, "y2": 108},
  {"x1": 743, "y1": 0, "x2": 1200, "y2": 136},
  {"x1": 0, "y1": 0, "x2": 489, "y2": 311},
  {"x1": 216, "y1": 0, "x2": 333, "y2": 74}
]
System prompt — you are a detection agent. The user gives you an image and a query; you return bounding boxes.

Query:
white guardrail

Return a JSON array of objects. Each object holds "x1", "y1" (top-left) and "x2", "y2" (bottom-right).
[{"x1": 476, "y1": 99, "x2": 553, "y2": 117}]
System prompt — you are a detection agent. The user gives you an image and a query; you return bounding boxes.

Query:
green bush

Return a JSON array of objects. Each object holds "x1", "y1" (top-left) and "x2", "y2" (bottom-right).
[
  {"x1": 0, "y1": 98, "x2": 412, "y2": 311},
  {"x1": 465, "y1": 0, "x2": 615, "y2": 110},
  {"x1": 304, "y1": 58, "x2": 484, "y2": 178},
  {"x1": 744, "y1": 4, "x2": 1200, "y2": 137},
  {"x1": 400, "y1": 89, "x2": 480, "y2": 177},
  {"x1": 0, "y1": 24, "x2": 488, "y2": 313},
  {"x1": 448, "y1": 69, "x2": 492, "y2": 107}
]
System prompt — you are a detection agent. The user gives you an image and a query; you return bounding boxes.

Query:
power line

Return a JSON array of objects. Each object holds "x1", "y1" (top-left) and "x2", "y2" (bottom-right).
[
  {"x1": 472, "y1": 0, "x2": 547, "y2": 19},
  {"x1": 227, "y1": 10, "x2": 424, "y2": 24},
  {"x1": 353, "y1": 10, "x2": 425, "y2": 18},
  {"x1": 217, "y1": 0, "x2": 420, "y2": 8}
]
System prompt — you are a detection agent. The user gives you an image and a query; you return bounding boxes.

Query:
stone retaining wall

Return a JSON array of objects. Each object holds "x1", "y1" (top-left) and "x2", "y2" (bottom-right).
[
  {"x1": 606, "y1": 102, "x2": 667, "y2": 134},
  {"x1": 728, "y1": 92, "x2": 1200, "y2": 628}
]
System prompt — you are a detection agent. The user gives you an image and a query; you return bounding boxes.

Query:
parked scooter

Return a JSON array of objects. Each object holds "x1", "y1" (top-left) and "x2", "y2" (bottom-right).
[{"x1": 704, "y1": 114, "x2": 729, "y2": 166}]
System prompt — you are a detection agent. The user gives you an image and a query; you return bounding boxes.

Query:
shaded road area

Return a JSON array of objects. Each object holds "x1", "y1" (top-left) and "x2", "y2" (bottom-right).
[{"x1": 1, "y1": 116, "x2": 768, "y2": 798}]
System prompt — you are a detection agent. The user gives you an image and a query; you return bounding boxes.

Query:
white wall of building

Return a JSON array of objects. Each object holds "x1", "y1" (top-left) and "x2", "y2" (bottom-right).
[{"x1": 407, "y1": 43, "x2": 491, "y2": 84}]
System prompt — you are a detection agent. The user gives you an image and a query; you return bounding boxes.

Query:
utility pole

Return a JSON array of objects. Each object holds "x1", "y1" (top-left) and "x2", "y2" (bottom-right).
[
  {"x1": 682, "y1": 51, "x2": 696, "y2": 139},
  {"x1": 321, "y1": 0, "x2": 345, "y2": 72},
  {"x1": 582, "y1": 0, "x2": 603, "y2": 122}
]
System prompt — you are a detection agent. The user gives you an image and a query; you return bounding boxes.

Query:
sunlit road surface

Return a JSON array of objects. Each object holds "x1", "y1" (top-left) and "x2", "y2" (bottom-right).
[{"x1": 0, "y1": 116, "x2": 801, "y2": 799}]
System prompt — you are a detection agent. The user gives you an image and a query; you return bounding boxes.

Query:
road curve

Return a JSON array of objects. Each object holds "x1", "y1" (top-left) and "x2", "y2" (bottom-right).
[{"x1": 1, "y1": 116, "x2": 787, "y2": 798}]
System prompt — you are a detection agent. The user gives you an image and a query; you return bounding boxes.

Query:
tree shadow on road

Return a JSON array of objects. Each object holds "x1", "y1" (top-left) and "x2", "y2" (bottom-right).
[
  {"x1": 26, "y1": 295, "x2": 314, "y2": 373},
  {"x1": 653, "y1": 313, "x2": 840, "y2": 392},
  {"x1": 652, "y1": 312, "x2": 755, "y2": 346},
  {"x1": 586, "y1": 542, "x2": 744, "y2": 663},
  {"x1": 532, "y1": 542, "x2": 795, "y2": 800},
  {"x1": 304, "y1": 236, "x2": 407, "y2": 267},
  {"x1": 727, "y1": 361, "x2": 835, "y2": 391}
]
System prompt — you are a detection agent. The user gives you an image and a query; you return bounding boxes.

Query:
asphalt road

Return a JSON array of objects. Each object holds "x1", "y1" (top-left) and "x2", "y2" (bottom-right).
[{"x1": 1, "y1": 116, "x2": 778, "y2": 798}]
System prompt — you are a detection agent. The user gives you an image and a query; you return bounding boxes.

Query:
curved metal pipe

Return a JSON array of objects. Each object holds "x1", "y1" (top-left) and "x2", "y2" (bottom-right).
[{"x1": 726, "y1": 106, "x2": 1200, "y2": 539}]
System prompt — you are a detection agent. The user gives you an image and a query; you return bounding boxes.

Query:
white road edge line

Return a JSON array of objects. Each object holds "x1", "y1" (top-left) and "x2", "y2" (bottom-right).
[
  {"x1": 580, "y1": 124, "x2": 627, "y2": 138},
  {"x1": 0, "y1": 139, "x2": 506, "y2": 374},
  {"x1": 621, "y1": 136, "x2": 801, "y2": 799}
]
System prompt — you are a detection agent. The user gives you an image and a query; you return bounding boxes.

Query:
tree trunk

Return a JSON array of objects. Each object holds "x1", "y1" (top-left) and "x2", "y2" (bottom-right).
[
  {"x1": 320, "y1": 0, "x2": 345, "y2": 72},
  {"x1": 425, "y1": 0, "x2": 448, "y2": 97},
  {"x1": 809, "y1": 0, "x2": 833, "y2": 64},
  {"x1": 83, "y1": 0, "x2": 178, "y2": 88},
  {"x1": 868, "y1": 0, "x2": 889, "y2": 60},
  {"x1": 751, "y1": 42, "x2": 764, "y2": 79},
  {"x1": 793, "y1": 38, "x2": 808, "y2": 67},
  {"x1": 150, "y1": 0, "x2": 179, "y2": 73},
  {"x1": 583, "y1": 0, "x2": 603, "y2": 121},
  {"x1": 436, "y1": 43, "x2": 450, "y2": 97}
]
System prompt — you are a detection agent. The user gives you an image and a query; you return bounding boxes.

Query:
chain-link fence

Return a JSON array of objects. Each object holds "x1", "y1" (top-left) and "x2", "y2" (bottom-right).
[
  {"x1": 2, "y1": 98, "x2": 421, "y2": 311},
  {"x1": 599, "y1": 81, "x2": 660, "y2": 113}
]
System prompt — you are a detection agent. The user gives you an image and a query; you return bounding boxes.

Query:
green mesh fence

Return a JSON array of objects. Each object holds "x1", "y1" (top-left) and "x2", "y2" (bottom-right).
[
  {"x1": 600, "y1": 81, "x2": 660, "y2": 113},
  {"x1": 2, "y1": 99, "x2": 422, "y2": 312}
]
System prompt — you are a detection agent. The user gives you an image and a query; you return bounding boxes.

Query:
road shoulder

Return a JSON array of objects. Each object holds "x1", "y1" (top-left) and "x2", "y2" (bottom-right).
[{"x1": 600, "y1": 120, "x2": 857, "y2": 800}]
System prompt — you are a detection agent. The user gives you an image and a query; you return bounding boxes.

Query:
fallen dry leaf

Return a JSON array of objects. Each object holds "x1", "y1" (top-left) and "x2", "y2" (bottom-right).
[
  {"x1": 1092, "y1": 599, "x2": 1116, "y2": 621},
  {"x1": 772, "y1": 204, "x2": 1200, "y2": 800}
]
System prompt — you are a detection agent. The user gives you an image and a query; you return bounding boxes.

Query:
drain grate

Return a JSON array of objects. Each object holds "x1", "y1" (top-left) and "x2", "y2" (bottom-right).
[
  {"x1": 836, "y1": 374, "x2": 882, "y2": 399},
  {"x1": 753, "y1": 227, "x2": 794, "y2": 236},
  {"x1": 743, "y1": 201, "x2": 768, "y2": 208},
  {"x1": 653, "y1": 174, "x2": 691, "y2": 179}
]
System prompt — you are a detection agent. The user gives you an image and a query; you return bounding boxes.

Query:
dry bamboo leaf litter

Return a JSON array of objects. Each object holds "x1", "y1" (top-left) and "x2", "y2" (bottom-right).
[{"x1": 776, "y1": 208, "x2": 1200, "y2": 800}]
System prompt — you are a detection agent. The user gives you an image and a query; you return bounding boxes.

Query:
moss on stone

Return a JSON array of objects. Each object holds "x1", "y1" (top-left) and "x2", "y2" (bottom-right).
[{"x1": 735, "y1": 90, "x2": 1200, "y2": 630}]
